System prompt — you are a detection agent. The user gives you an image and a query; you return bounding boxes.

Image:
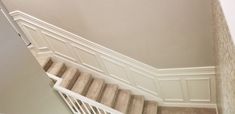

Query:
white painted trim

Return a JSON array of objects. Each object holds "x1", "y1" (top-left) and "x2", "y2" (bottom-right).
[
  {"x1": 0, "y1": 2, "x2": 31, "y2": 45},
  {"x1": 157, "y1": 66, "x2": 215, "y2": 76},
  {"x1": 186, "y1": 78, "x2": 211, "y2": 102},
  {"x1": 52, "y1": 53, "x2": 163, "y2": 102},
  {"x1": 160, "y1": 102, "x2": 217, "y2": 109},
  {"x1": 12, "y1": 11, "x2": 217, "y2": 108},
  {"x1": 10, "y1": 10, "x2": 158, "y2": 75},
  {"x1": 47, "y1": 73, "x2": 123, "y2": 114}
]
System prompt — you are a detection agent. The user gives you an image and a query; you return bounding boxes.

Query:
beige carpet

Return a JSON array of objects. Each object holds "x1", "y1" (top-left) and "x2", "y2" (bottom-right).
[{"x1": 158, "y1": 107, "x2": 216, "y2": 114}]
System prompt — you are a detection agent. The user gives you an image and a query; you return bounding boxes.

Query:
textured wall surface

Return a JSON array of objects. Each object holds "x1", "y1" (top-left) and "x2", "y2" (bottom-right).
[
  {"x1": 213, "y1": 0, "x2": 235, "y2": 114},
  {"x1": 2, "y1": 0, "x2": 215, "y2": 68}
]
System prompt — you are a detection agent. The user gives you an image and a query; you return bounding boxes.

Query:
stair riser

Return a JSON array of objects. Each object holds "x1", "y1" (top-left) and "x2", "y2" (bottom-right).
[{"x1": 39, "y1": 57, "x2": 158, "y2": 114}]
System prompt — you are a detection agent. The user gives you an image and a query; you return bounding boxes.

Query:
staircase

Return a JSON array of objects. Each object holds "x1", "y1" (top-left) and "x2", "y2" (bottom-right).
[{"x1": 38, "y1": 57, "x2": 158, "y2": 114}]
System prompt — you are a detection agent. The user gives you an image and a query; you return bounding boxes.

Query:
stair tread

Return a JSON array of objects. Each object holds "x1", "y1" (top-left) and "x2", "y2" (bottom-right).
[
  {"x1": 47, "y1": 62, "x2": 66, "y2": 77},
  {"x1": 143, "y1": 101, "x2": 158, "y2": 114},
  {"x1": 60, "y1": 68, "x2": 80, "y2": 89},
  {"x1": 37, "y1": 57, "x2": 53, "y2": 71},
  {"x1": 114, "y1": 90, "x2": 131, "y2": 113},
  {"x1": 86, "y1": 78, "x2": 105, "y2": 101},
  {"x1": 71, "y1": 72, "x2": 93, "y2": 95},
  {"x1": 128, "y1": 95, "x2": 145, "y2": 114},
  {"x1": 100, "y1": 84, "x2": 118, "y2": 107},
  {"x1": 36, "y1": 57, "x2": 159, "y2": 114}
]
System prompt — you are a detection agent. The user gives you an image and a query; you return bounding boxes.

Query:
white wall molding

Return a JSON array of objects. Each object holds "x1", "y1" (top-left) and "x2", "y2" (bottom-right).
[
  {"x1": 160, "y1": 102, "x2": 217, "y2": 109},
  {"x1": 157, "y1": 66, "x2": 215, "y2": 76},
  {"x1": 10, "y1": 10, "x2": 217, "y2": 108}
]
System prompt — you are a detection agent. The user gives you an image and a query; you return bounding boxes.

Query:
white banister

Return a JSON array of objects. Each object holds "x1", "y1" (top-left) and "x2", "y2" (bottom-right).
[
  {"x1": 47, "y1": 73, "x2": 123, "y2": 114},
  {"x1": 0, "y1": 1, "x2": 31, "y2": 46}
]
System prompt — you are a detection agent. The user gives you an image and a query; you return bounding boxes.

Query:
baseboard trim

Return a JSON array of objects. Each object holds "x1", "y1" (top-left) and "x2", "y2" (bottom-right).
[{"x1": 160, "y1": 102, "x2": 217, "y2": 109}]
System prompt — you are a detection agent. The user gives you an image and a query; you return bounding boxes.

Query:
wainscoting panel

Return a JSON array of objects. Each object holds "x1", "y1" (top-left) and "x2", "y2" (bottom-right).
[
  {"x1": 42, "y1": 31, "x2": 77, "y2": 62},
  {"x1": 186, "y1": 78, "x2": 211, "y2": 102},
  {"x1": 72, "y1": 44, "x2": 104, "y2": 73},
  {"x1": 21, "y1": 23, "x2": 49, "y2": 51},
  {"x1": 102, "y1": 56, "x2": 131, "y2": 84},
  {"x1": 158, "y1": 78, "x2": 184, "y2": 102},
  {"x1": 10, "y1": 11, "x2": 217, "y2": 108},
  {"x1": 129, "y1": 68, "x2": 159, "y2": 96}
]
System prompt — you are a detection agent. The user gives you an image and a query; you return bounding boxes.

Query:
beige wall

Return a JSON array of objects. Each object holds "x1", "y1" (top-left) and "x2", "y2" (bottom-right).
[
  {"x1": 2, "y1": 0, "x2": 215, "y2": 68},
  {"x1": 0, "y1": 6, "x2": 71, "y2": 114},
  {"x1": 213, "y1": 0, "x2": 235, "y2": 114}
]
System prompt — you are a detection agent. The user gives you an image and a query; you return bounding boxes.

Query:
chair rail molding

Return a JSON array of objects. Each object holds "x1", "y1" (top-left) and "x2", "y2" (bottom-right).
[{"x1": 10, "y1": 10, "x2": 217, "y2": 108}]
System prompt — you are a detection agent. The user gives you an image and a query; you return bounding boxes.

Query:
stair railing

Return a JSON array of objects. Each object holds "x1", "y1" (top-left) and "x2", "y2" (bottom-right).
[
  {"x1": 47, "y1": 73, "x2": 123, "y2": 114},
  {"x1": 0, "y1": 1, "x2": 31, "y2": 46}
]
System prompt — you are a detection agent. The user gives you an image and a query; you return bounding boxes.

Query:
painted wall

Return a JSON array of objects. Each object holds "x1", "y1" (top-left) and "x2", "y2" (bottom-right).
[
  {"x1": 0, "y1": 5, "x2": 71, "y2": 114},
  {"x1": 213, "y1": 0, "x2": 235, "y2": 114},
  {"x1": 2, "y1": 0, "x2": 215, "y2": 68}
]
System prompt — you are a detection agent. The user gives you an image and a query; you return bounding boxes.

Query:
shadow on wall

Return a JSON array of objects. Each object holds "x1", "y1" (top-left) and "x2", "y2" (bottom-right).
[{"x1": 0, "y1": 2, "x2": 71, "y2": 114}]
